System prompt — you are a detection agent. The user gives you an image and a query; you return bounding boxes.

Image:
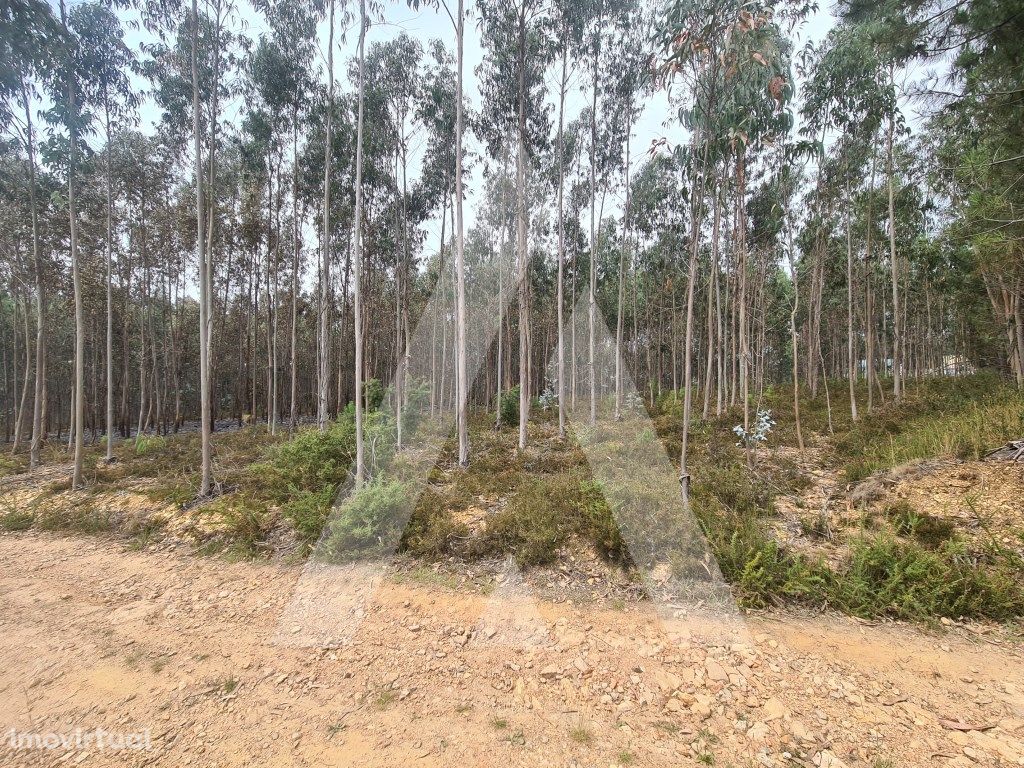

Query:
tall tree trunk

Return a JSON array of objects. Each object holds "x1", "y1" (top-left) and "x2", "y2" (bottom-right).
[
  {"x1": 702, "y1": 180, "x2": 721, "y2": 420},
  {"x1": 23, "y1": 80, "x2": 46, "y2": 469},
  {"x1": 737, "y1": 148, "x2": 751, "y2": 468},
  {"x1": 784, "y1": 174, "x2": 804, "y2": 454},
  {"x1": 11, "y1": 298, "x2": 31, "y2": 454},
  {"x1": 318, "y1": 0, "x2": 335, "y2": 432},
  {"x1": 555, "y1": 44, "x2": 567, "y2": 439},
  {"x1": 494, "y1": 157, "x2": 506, "y2": 429},
  {"x1": 191, "y1": 0, "x2": 212, "y2": 495},
  {"x1": 289, "y1": 101, "x2": 300, "y2": 432},
  {"x1": 353, "y1": 0, "x2": 367, "y2": 484},
  {"x1": 615, "y1": 117, "x2": 631, "y2": 420},
  {"x1": 887, "y1": 101, "x2": 902, "y2": 402},
  {"x1": 516, "y1": 5, "x2": 530, "y2": 451},
  {"x1": 454, "y1": 0, "x2": 468, "y2": 466},
  {"x1": 60, "y1": 0, "x2": 86, "y2": 489},
  {"x1": 587, "y1": 11, "x2": 601, "y2": 427},
  {"x1": 679, "y1": 132, "x2": 709, "y2": 504},
  {"x1": 104, "y1": 97, "x2": 115, "y2": 461},
  {"x1": 845, "y1": 176, "x2": 859, "y2": 421}
]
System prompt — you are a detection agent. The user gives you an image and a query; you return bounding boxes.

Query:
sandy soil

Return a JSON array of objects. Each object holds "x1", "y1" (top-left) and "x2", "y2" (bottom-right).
[{"x1": 1, "y1": 531, "x2": 1022, "y2": 768}]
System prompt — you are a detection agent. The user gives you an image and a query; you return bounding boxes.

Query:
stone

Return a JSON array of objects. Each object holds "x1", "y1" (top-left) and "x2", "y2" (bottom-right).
[
  {"x1": 763, "y1": 697, "x2": 788, "y2": 722},
  {"x1": 705, "y1": 658, "x2": 729, "y2": 683}
]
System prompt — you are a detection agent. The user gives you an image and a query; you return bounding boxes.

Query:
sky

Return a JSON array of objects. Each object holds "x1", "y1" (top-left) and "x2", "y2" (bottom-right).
[{"x1": 113, "y1": 0, "x2": 838, "y2": 264}]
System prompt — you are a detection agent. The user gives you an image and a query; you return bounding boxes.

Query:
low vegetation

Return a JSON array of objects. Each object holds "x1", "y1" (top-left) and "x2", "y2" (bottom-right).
[{"x1": 2, "y1": 374, "x2": 1022, "y2": 624}]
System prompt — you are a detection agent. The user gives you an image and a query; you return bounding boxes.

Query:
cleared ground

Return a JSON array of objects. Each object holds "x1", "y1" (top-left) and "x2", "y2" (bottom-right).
[{"x1": 1, "y1": 531, "x2": 1023, "y2": 768}]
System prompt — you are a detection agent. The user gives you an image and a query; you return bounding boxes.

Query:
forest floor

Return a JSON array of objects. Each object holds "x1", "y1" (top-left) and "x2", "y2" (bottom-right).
[
  {"x1": 1, "y1": 531, "x2": 1023, "y2": 768},
  {"x1": 1, "y1": 375, "x2": 1024, "y2": 766}
]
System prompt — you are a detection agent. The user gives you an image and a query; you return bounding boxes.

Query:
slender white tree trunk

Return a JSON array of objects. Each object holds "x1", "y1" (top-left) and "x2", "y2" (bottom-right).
[
  {"x1": 23, "y1": 80, "x2": 45, "y2": 470},
  {"x1": 191, "y1": 0, "x2": 212, "y2": 495},
  {"x1": 454, "y1": 0, "x2": 468, "y2": 465},
  {"x1": 353, "y1": 0, "x2": 367, "y2": 484},
  {"x1": 846, "y1": 177, "x2": 859, "y2": 421},
  {"x1": 555, "y1": 47, "x2": 567, "y2": 439},
  {"x1": 318, "y1": 0, "x2": 334, "y2": 432},
  {"x1": 104, "y1": 99, "x2": 115, "y2": 462},
  {"x1": 887, "y1": 103, "x2": 901, "y2": 402},
  {"x1": 60, "y1": 0, "x2": 85, "y2": 489}
]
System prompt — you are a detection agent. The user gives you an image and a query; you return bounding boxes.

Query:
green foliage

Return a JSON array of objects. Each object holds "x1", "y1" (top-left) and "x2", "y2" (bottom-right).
[
  {"x1": 499, "y1": 385, "x2": 521, "y2": 427},
  {"x1": 470, "y1": 472, "x2": 629, "y2": 568},
  {"x1": 885, "y1": 500, "x2": 956, "y2": 549},
  {"x1": 831, "y1": 536, "x2": 1024, "y2": 621},
  {"x1": 401, "y1": 487, "x2": 470, "y2": 559},
  {"x1": 258, "y1": 417, "x2": 356, "y2": 503},
  {"x1": 835, "y1": 374, "x2": 1024, "y2": 476},
  {"x1": 0, "y1": 509, "x2": 35, "y2": 531},
  {"x1": 364, "y1": 378, "x2": 385, "y2": 412},
  {"x1": 134, "y1": 434, "x2": 167, "y2": 456},
  {"x1": 401, "y1": 379, "x2": 431, "y2": 435},
  {"x1": 479, "y1": 478, "x2": 567, "y2": 567},
  {"x1": 322, "y1": 478, "x2": 416, "y2": 561}
]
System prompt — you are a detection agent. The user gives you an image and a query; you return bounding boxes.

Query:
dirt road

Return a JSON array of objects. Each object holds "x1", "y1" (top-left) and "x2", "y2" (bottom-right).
[{"x1": 1, "y1": 531, "x2": 1022, "y2": 767}]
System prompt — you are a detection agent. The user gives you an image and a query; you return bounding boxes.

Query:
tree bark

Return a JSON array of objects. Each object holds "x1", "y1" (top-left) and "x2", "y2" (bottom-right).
[{"x1": 353, "y1": 0, "x2": 367, "y2": 484}]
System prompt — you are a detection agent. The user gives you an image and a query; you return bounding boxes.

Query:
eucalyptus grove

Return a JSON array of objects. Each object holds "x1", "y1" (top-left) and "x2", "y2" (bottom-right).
[{"x1": 2, "y1": 0, "x2": 1021, "y2": 505}]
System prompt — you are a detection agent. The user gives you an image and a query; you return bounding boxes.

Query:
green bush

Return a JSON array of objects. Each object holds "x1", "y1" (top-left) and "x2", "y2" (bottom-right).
[
  {"x1": 364, "y1": 378, "x2": 385, "y2": 411},
  {"x1": 259, "y1": 417, "x2": 356, "y2": 502},
  {"x1": 0, "y1": 509, "x2": 34, "y2": 531},
  {"x1": 401, "y1": 379, "x2": 431, "y2": 435},
  {"x1": 499, "y1": 386, "x2": 521, "y2": 427},
  {"x1": 831, "y1": 536, "x2": 1024, "y2": 621},
  {"x1": 135, "y1": 434, "x2": 168, "y2": 456},
  {"x1": 884, "y1": 500, "x2": 956, "y2": 549},
  {"x1": 401, "y1": 489, "x2": 470, "y2": 559},
  {"x1": 322, "y1": 478, "x2": 415, "y2": 560},
  {"x1": 479, "y1": 478, "x2": 567, "y2": 567}
]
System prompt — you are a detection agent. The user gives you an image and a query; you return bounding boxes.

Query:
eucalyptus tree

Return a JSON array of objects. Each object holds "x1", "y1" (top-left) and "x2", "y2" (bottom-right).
[
  {"x1": 1, "y1": 1, "x2": 61, "y2": 468},
  {"x1": 478, "y1": 0, "x2": 551, "y2": 450},
  {"x1": 547, "y1": 0, "x2": 589, "y2": 438},
  {"x1": 141, "y1": 0, "x2": 239, "y2": 495},
  {"x1": 364, "y1": 34, "x2": 422, "y2": 450},
  {"x1": 254, "y1": 0, "x2": 317, "y2": 432},
  {"x1": 605, "y1": 6, "x2": 649, "y2": 419},
  {"x1": 803, "y1": 21, "x2": 893, "y2": 412},
  {"x1": 659, "y1": 0, "x2": 793, "y2": 489},
  {"x1": 416, "y1": 40, "x2": 456, "y2": 415},
  {"x1": 44, "y1": 0, "x2": 97, "y2": 488},
  {"x1": 72, "y1": 1, "x2": 138, "y2": 462},
  {"x1": 919, "y1": 0, "x2": 1024, "y2": 385},
  {"x1": 317, "y1": 0, "x2": 337, "y2": 432},
  {"x1": 409, "y1": 0, "x2": 468, "y2": 463},
  {"x1": 352, "y1": 0, "x2": 370, "y2": 485}
]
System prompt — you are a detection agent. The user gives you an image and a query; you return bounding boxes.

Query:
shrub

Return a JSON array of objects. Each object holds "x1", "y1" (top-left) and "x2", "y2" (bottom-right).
[
  {"x1": 885, "y1": 500, "x2": 956, "y2": 549},
  {"x1": 401, "y1": 379, "x2": 431, "y2": 435},
  {"x1": 209, "y1": 496, "x2": 273, "y2": 557},
  {"x1": 0, "y1": 509, "x2": 34, "y2": 531},
  {"x1": 322, "y1": 478, "x2": 416, "y2": 561},
  {"x1": 499, "y1": 386, "x2": 520, "y2": 427},
  {"x1": 258, "y1": 417, "x2": 356, "y2": 502},
  {"x1": 135, "y1": 434, "x2": 168, "y2": 456},
  {"x1": 831, "y1": 536, "x2": 1024, "y2": 621},
  {"x1": 364, "y1": 378, "x2": 385, "y2": 411},
  {"x1": 401, "y1": 489, "x2": 470, "y2": 559},
  {"x1": 480, "y1": 478, "x2": 567, "y2": 567}
]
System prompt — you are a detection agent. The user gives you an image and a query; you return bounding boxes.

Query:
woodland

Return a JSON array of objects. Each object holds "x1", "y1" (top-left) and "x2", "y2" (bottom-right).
[{"x1": 1, "y1": 0, "x2": 1023, "y2": 619}]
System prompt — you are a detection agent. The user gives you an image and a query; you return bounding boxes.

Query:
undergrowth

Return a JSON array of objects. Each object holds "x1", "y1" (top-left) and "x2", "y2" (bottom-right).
[{"x1": 3, "y1": 373, "x2": 1021, "y2": 623}]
